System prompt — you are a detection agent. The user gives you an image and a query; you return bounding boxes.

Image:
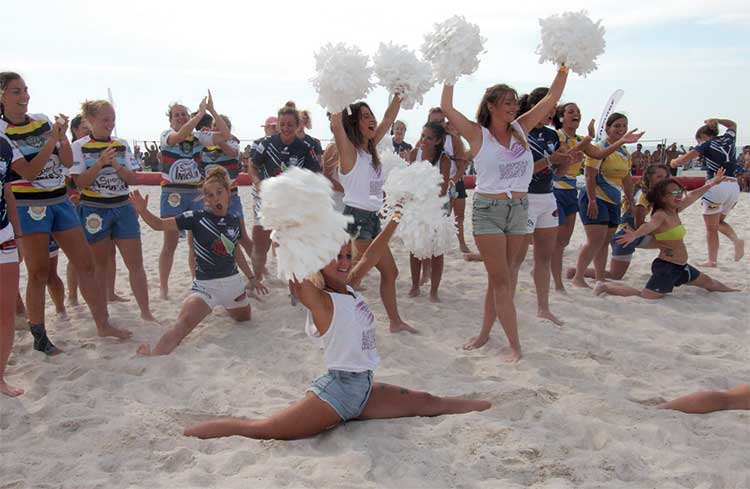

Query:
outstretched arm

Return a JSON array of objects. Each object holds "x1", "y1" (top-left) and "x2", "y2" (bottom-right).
[
  {"x1": 517, "y1": 67, "x2": 568, "y2": 134},
  {"x1": 347, "y1": 212, "x2": 402, "y2": 285},
  {"x1": 330, "y1": 112, "x2": 357, "y2": 175},
  {"x1": 129, "y1": 190, "x2": 178, "y2": 231},
  {"x1": 441, "y1": 84, "x2": 482, "y2": 154},
  {"x1": 678, "y1": 168, "x2": 726, "y2": 210},
  {"x1": 670, "y1": 149, "x2": 700, "y2": 168},
  {"x1": 373, "y1": 95, "x2": 401, "y2": 145},
  {"x1": 582, "y1": 130, "x2": 645, "y2": 160}
]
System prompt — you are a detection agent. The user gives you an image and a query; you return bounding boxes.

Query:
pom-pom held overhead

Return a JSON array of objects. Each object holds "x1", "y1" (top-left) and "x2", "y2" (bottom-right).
[
  {"x1": 378, "y1": 145, "x2": 409, "y2": 182},
  {"x1": 259, "y1": 167, "x2": 353, "y2": 282},
  {"x1": 421, "y1": 15, "x2": 486, "y2": 86},
  {"x1": 373, "y1": 42, "x2": 434, "y2": 110},
  {"x1": 536, "y1": 11, "x2": 606, "y2": 77},
  {"x1": 312, "y1": 43, "x2": 374, "y2": 113},
  {"x1": 383, "y1": 161, "x2": 455, "y2": 259}
]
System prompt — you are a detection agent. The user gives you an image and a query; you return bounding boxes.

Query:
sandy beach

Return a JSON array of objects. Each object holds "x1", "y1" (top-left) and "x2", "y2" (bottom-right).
[{"x1": 2, "y1": 186, "x2": 748, "y2": 489}]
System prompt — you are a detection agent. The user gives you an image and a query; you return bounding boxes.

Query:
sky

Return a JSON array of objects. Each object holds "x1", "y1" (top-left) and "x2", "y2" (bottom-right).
[{"x1": 3, "y1": 0, "x2": 749, "y2": 150}]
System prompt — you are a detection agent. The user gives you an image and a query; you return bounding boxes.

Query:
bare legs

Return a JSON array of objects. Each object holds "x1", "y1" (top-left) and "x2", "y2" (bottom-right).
[
  {"x1": 572, "y1": 224, "x2": 614, "y2": 288},
  {"x1": 552, "y1": 212, "x2": 576, "y2": 291},
  {"x1": 184, "y1": 383, "x2": 490, "y2": 440},
  {"x1": 408, "y1": 254, "x2": 444, "y2": 302},
  {"x1": 159, "y1": 230, "x2": 179, "y2": 299},
  {"x1": 701, "y1": 213, "x2": 744, "y2": 267},
  {"x1": 137, "y1": 296, "x2": 211, "y2": 356},
  {"x1": 0, "y1": 261, "x2": 23, "y2": 397},
  {"x1": 658, "y1": 385, "x2": 750, "y2": 414},
  {"x1": 452, "y1": 197, "x2": 470, "y2": 253},
  {"x1": 594, "y1": 268, "x2": 738, "y2": 298},
  {"x1": 251, "y1": 225, "x2": 272, "y2": 284},
  {"x1": 115, "y1": 238, "x2": 155, "y2": 321}
]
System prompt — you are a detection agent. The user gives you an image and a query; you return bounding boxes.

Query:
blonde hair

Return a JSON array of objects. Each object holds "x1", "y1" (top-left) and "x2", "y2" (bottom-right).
[
  {"x1": 80, "y1": 99, "x2": 113, "y2": 122},
  {"x1": 476, "y1": 84, "x2": 527, "y2": 150},
  {"x1": 307, "y1": 272, "x2": 325, "y2": 289},
  {"x1": 300, "y1": 109, "x2": 312, "y2": 130},
  {"x1": 166, "y1": 102, "x2": 188, "y2": 120},
  {"x1": 203, "y1": 165, "x2": 231, "y2": 192},
  {"x1": 278, "y1": 105, "x2": 300, "y2": 126}
]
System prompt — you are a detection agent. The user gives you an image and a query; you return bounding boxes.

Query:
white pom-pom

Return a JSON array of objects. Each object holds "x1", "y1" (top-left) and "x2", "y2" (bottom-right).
[
  {"x1": 536, "y1": 11, "x2": 606, "y2": 77},
  {"x1": 383, "y1": 161, "x2": 455, "y2": 259},
  {"x1": 259, "y1": 167, "x2": 353, "y2": 281},
  {"x1": 379, "y1": 146, "x2": 409, "y2": 182},
  {"x1": 421, "y1": 15, "x2": 486, "y2": 85},
  {"x1": 373, "y1": 42, "x2": 434, "y2": 110},
  {"x1": 312, "y1": 43, "x2": 374, "y2": 113}
]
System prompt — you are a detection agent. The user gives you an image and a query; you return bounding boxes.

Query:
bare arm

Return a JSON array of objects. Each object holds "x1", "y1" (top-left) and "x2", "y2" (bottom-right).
[
  {"x1": 439, "y1": 154, "x2": 451, "y2": 196},
  {"x1": 347, "y1": 215, "x2": 401, "y2": 285},
  {"x1": 634, "y1": 204, "x2": 648, "y2": 228},
  {"x1": 129, "y1": 190, "x2": 178, "y2": 231},
  {"x1": 331, "y1": 112, "x2": 357, "y2": 175},
  {"x1": 582, "y1": 131, "x2": 644, "y2": 160},
  {"x1": 441, "y1": 84, "x2": 482, "y2": 154},
  {"x1": 679, "y1": 168, "x2": 726, "y2": 210},
  {"x1": 166, "y1": 98, "x2": 207, "y2": 145},
  {"x1": 629, "y1": 212, "x2": 666, "y2": 239},
  {"x1": 233, "y1": 246, "x2": 254, "y2": 281},
  {"x1": 291, "y1": 279, "x2": 334, "y2": 336},
  {"x1": 10, "y1": 118, "x2": 67, "y2": 180},
  {"x1": 622, "y1": 174, "x2": 635, "y2": 213},
  {"x1": 517, "y1": 68, "x2": 568, "y2": 134},
  {"x1": 206, "y1": 90, "x2": 232, "y2": 142},
  {"x1": 321, "y1": 143, "x2": 344, "y2": 192},
  {"x1": 707, "y1": 118, "x2": 736, "y2": 131},
  {"x1": 373, "y1": 95, "x2": 401, "y2": 145},
  {"x1": 670, "y1": 149, "x2": 700, "y2": 168},
  {"x1": 4, "y1": 184, "x2": 20, "y2": 238}
]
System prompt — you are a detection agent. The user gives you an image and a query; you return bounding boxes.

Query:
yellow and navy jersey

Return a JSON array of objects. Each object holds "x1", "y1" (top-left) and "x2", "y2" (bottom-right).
[
  {"x1": 159, "y1": 128, "x2": 214, "y2": 188},
  {"x1": 200, "y1": 139, "x2": 241, "y2": 189},
  {"x1": 554, "y1": 129, "x2": 584, "y2": 190},
  {"x1": 618, "y1": 189, "x2": 651, "y2": 230},
  {"x1": 0, "y1": 113, "x2": 67, "y2": 199},
  {"x1": 70, "y1": 136, "x2": 139, "y2": 202},
  {"x1": 584, "y1": 141, "x2": 631, "y2": 205}
]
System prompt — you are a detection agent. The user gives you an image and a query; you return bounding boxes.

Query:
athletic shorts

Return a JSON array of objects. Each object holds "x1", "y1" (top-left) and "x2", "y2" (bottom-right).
[
  {"x1": 472, "y1": 194, "x2": 528, "y2": 236},
  {"x1": 526, "y1": 193, "x2": 559, "y2": 233},
  {"x1": 229, "y1": 192, "x2": 244, "y2": 220},
  {"x1": 553, "y1": 188, "x2": 579, "y2": 225},
  {"x1": 454, "y1": 179, "x2": 467, "y2": 199},
  {"x1": 308, "y1": 369, "x2": 374, "y2": 421},
  {"x1": 78, "y1": 203, "x2": 141, "y2": 243},
  {"x1": 578, "y1": 193, "x2": 620, "y2": 228},
  {"x1": 18, "y1": 199, "x2": 80, "y2": 235},
  {"x1": 701, "y1": 179, "x2": 739, "y2": 216},
  {"x1": 190, "y1": 273, "x2": 249, "y2": 310},
  {"x1": 644, "y1": 258, "x2": 700, "y2": 294},
  {"x1": 0, "y1": 238, "x2": 19, "y2": 264},
  {"x1": 343, "y1": 206, "x2": 381, "y2": 241},
  {"x1": 160, "y1": 189, "x2": 203, "y2": 218}
]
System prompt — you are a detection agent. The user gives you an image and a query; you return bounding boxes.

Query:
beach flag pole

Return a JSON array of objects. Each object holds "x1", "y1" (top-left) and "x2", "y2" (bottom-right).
[{"x1": 595, "y1": 89, "x2": 624, "y2": 142}]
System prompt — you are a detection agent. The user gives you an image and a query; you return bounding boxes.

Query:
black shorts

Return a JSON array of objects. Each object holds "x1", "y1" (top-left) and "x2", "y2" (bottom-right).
[
  {"x1": 645, "y1": 258, "x2": 700, "y2": 294},
  {"x1": 343, "y1": 206, "x2": 381, "y2": 241},
  {"x1": 454, "y1": 179, "x2": 467, "y2": 199}
]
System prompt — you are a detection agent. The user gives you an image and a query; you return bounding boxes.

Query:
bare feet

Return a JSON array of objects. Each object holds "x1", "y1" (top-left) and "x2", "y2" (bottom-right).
[
  {"x1": 136, "y1": 343, "x2": 153, "y2": 356},
  {"x1": 698, "y1": 261, "x2": 717, "y2": 268},
  {"x1": 459, "y1": 244, "x2": 471, "y2": 253},
  {"x1": 408, "y1": 286, "x2": 420, "y2": 298},
  {"x1": 429, "y1": 293, "x2": 441, "y2": 303},
  {"x1": 98, "y1": 323, "x2": 132, "y2": 339},
  {"x1": 141, "y1": 312, "x2": 158, "y2": 322},
  {"x1": 160, "y1": 288, "x2": 169, "y2": 300},
  {"x1": 463, "y1": 335, "x2": 489, "y2": 350},
  {"x1": 537, "y1": 309, "x2": 564, "y2": 326},
  {"x1": 734, "y1": 239, "x2": 745, "y2": 262},
  {"x1": 419, "y1": 275, "x2": 430, "y2": 286},
  {"x1": 0, "y1": 381, "x2": 24, "y2": 397},
  {"x1": 108, "y1": 293, "x2": 130, "y2": 303},
  {"x1": 501, "y1": 347, "x2": 522, "y2": 363},
  {"x1": 565, "y1": 267, "x2": 576, "y2": 279},
  {"x1": 571, "y1": 277, "x2": 591, "y2": 289},
  {"x1": 389, "y1": 321, "x2": 419, "y2": 334},
  {"x1": 593, "y1": 282, "x2": 608, "y2": 296},
  {"x1": 463, "y1": 253, "x2": 484, "y2": 262},
  {"x1": 67, "y1": 297, "x2": 79, "y2": 306},
  {"x1": 554, "y1": 286, "x2": 568, "y2": 295}
]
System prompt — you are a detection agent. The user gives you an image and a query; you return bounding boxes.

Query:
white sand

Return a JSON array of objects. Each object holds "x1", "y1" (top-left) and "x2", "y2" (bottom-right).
[{"x1": 2, "y1": 186, "x2": 748, "y2": 489}]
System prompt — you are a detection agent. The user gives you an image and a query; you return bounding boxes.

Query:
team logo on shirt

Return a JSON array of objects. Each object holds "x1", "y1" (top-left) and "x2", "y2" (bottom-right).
[
  {"x1": 28, "y1": 206, "x2": 47, "y2": 221},
  {"x1": 168, "y1": 158, "x2": 201, "y2": 184},
  {"x1": 85, "y1": 213, "x2": 103, "y2": 234},
  {"x1": 168, "y1": 193, "x2": 182, "y2": 208},
  {"x1": 211, "y1": 233, "x2": 236, "y2": 256}
]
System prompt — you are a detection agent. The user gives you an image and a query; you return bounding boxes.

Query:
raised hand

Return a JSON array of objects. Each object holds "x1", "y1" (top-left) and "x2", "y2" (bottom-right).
[
  {"x1": 621, "y1": 129, "x2": 645, "y2": 144},
  {"x1": 587, "y1": 119, "x2": 596, "y2": 138},
  {"x1": 708, "y1": 167, "x2": 726, "y2": 187},
  {"x1": 615, "y1": 227, "x2": 637, "y2": 246},
  {"x1": 198, "y1": 96, "x2": 208, "y2": 114},
  {"x1": 98, "y1": 146, "x2": 117, "y2": 166},
  {"x1": 52, "y1": 114, "x2": 69, "y2": 140},
  {"x1": 129, "y1": 190, "x2": 149, "y2": 214},
  {"x1": 206, "y1": 90, "x2": 216, "y2": 113}
]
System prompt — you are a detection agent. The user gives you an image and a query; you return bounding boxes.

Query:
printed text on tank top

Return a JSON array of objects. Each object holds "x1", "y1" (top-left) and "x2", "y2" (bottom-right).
[{"x1": 473, "y1": 121, "x2": 533, "y2": 199}]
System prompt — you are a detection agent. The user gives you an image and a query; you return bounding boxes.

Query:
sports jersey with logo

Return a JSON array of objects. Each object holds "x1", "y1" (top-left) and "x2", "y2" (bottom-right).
[
  {"x1": 584, "y1": 142, "x2": 631, "y2": 205},
  {"x1": 175, "y1": 210, "x2": 242, "y2": 280},
  {"x1": 554, "y1": 129, "x2": 584, "y2": 190},
  {"x1": 200, "y1": 139, "x2": 241, "y2": 189},
  {"x1": 528, "y1": 126, "x2": 560, "y2": 194},
  {"x1": 303, "y1": 134, "x2": 324, "y2": 157},
  {"x1": 0, "y1": 113, "x2": 67, "y2": 203},
  {"x1": 159, "y1": 128, "x2": 214, "y2": 188},
  {"x1": 695, "y1": 128, "x2": 737, "y2": 179},
  {"x1": 70, "y1": 136, "x2": 139, "y2": 206},
  {"x1": 250, "y1": 134, "x2": 320, "y2": 180},
  {"x1": 392, "y1": 140, "x2": 413, "y2": 154},
  {"x1": 0, "y1": 135, "x2": 23, "y2": 232}
]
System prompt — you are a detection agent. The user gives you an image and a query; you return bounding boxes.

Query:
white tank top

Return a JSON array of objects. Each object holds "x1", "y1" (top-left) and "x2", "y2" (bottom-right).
[
  {"x1": 305, "y1": 286, "x2": 380, "y2": 372},
  {"x1": 474, "y1": 121, "x2": 534, "y2": 196},
  {"x1": 339, "y1": 150, "x2": 384, "y2": 212},
  {"x1": 444, "y1": 137, "x2": 458, "y2": 178}
]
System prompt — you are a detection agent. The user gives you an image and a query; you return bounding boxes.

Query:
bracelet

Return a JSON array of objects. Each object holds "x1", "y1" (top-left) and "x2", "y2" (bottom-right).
[{"x1": 391, "y1": 211, "x2": 403, "y2": 223}]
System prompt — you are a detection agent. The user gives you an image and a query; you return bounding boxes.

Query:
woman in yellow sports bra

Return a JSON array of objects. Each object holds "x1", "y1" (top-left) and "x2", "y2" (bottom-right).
[{"x1": 594, "y1": 168, "x2": 738, "y2": 299}]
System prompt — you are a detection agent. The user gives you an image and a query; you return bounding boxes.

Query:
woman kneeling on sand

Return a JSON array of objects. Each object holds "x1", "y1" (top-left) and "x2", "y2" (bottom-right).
[
  {"x1": 595, "y1": 168, "x2": 738, "y2": 299},
  {"x1": 184, "y1": 208, "x2": 490, "y2": 440},
  {"x1": 130, "y1": 167, "x2": 259, "y2": 356}
]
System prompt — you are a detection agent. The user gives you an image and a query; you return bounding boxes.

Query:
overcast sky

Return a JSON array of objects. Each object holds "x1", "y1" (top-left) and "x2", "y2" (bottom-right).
[{"x1": 3, "y1": 0, "x2": 748, "y2": 149}]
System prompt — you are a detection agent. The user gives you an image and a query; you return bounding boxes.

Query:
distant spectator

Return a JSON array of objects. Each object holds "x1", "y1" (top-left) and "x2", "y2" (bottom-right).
[
  {"x1": 261, "y1": 116, "x2": 278, "y2": 137},
  {"x1": 391, "y1": 120, "x2": 412, "y2": 158},
  {"x1": 651, "y1": 144, "x2": 665, "y2": 166},
  {"x1": 297, "y1": 109, "x2": 324, "y2": 162},
  {"x1": 631, "y1": 143, "x2": 646, "y2": 175},
  {"x1": 739, "y1": 145, "x2": 750, "y2": 192}
]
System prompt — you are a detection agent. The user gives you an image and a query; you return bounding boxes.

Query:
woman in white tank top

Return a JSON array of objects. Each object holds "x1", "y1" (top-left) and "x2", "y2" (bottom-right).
[
  {"x1": 440, "y1": 66, "x2": 569, "y2": 362},
  {"x1": 406, "y1": 122, "x2": 451, "y2": 301},
  {"x1": 329, "y1": 97, "x2": 416, "y2": 334},
  {"x1": 184, "y1": 210, "x2": 490, "y2": 440}
]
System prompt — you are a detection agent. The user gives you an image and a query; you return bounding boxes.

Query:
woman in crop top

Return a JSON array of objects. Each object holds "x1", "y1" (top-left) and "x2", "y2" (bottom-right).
[
  {"x1": 570, "y1": 112, "x2": 645, "y2": 288},
  {"x1": 595, "y1": 169, "x2": 738, "y2": 299},
  {"x1": 440, "y1": 66, "x2": 569, "y2": 362},
  {"x1": 670, "y1": 118, "x2": 744, "y2": 267},
  {"x1": 330, "y1": 96, "x2": 416, "y2": 334},
  {"x1": 183, "y1": 208, "x2": 490, "y2": 440}
]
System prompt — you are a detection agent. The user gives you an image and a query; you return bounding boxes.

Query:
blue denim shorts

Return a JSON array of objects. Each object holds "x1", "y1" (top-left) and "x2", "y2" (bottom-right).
[
  {"x1": 160, "y1": 188, "x2": 204, "y2": 218},
  {"x1": 343, "y1": 206, "x2": 381, "y2": 241},
  {"x1": 308, "y1": 369, "x2": 374, "y2": 421},
  {"x1": 78, "y1": 203, "x2": 141, "y2": 243}
]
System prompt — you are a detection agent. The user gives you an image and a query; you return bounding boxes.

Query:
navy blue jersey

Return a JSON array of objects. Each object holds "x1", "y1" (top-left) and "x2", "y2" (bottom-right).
[
  {"x1": 528, "y1": 126, "x2": 559, "y2": 194},
  {"x1": 250, "y1": 134, "x2": 321, "y2": 180},
  {"x1": 0, "y1": 135, "x2": 22, "y2": 231},
  {"x1": 393, "y1": 140, "x2": 413, "y2": 154},
  {"x1": 303, "y1": 134, "x2": 324, "y2": 157},
  {"x1": 175, "y1": 210, "x2": 242, "y2": 280},
  {"x1": 695, "y1": 128, "x2": 737, "y2": 178}
]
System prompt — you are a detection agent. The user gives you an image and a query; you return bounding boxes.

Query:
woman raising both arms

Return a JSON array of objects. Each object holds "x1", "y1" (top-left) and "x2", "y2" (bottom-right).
[
  {"x1": 184, "y1": 206, "x2": 490, "y2": 440},
  {"x1": 440, "y1": 65, "x2": 569, "y2": 361}
]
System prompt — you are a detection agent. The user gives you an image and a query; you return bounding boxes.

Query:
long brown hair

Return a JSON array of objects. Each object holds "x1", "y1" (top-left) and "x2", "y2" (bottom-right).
[
  {"x1": 342, "y1": 102, "x2": 381, "y2": 169},
  {"x1": 640, "y1": 164, "x2": 670, "y2": 195},
  {"x1": 647, "y1": 178, "x2": 685, "y2": 215},
  {"x1": 476, "y1": 84, "x2": 527, "y2": 150}
]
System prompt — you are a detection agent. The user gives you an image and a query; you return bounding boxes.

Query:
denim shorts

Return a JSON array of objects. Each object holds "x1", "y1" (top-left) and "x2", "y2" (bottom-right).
[
  {"x1": 307, "y1": 369, "x2": 374, "y2": 421},
  {"x1": 160, "y1": 188, "x2": 204, "y2": 218},
  {"x1": 78, "y1": 203, "x2": 141, "y2": 243},
  {"x1": 18, "y1": 199, "x2": 81, "y2": 235},
  {"x1": 472, "y1": 194, "x2": 529, "y2": 236},
  {"x1": 343, "y1": 206, "x2": 381, "y2": 241}
]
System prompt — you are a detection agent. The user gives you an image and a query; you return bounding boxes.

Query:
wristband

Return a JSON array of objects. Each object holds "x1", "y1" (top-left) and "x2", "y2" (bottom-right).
[{"x1": 391, "y1": 211, "x2": 403, "y2": 223}]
